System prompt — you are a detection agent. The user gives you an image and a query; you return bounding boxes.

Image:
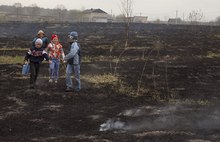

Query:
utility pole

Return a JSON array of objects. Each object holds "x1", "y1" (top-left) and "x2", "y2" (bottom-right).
[
  {"x1": 183, "y1": 13, "x2": 185, "y2": 22},
  {"x1": 176, "y1": 10, "x2": 178, "y2": 24}
]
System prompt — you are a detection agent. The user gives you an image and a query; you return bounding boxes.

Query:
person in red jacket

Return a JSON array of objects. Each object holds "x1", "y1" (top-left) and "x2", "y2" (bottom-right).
[{"x1": 47, "y1": 34, "x2": 65, "y2": 83}]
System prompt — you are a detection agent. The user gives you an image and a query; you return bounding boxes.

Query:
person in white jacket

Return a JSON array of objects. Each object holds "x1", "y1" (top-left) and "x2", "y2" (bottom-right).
[{"x1": 64, "y1": 31, "x2": 81, "y2": 92}]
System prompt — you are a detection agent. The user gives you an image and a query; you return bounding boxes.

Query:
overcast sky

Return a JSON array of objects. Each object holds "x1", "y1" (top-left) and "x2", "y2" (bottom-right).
[{"x1": 0, "y1": 0, "x2": 220, "y2": 21}]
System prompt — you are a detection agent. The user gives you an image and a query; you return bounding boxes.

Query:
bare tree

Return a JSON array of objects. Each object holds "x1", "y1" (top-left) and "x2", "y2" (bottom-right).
[
  {"x1": 13, "y1": 3, "x2": 22, "y2": 8},
  {"x1": 30, "y1": 3, "x2": 39, "y2": 17},
  {"x1": 13, "y1": 2, "x2": 22, "y2": 21},
  {"x1": 120, "y1": 0, "x2": 134, "y2": 47},
  {"x1": 115, "y1": 14, "x2": 124, "y2": 22},
  {"x1": 215, "y1": 16, "x2": 220, "y2": 25},
  {"x1": 68, "y1": 10, "x2": 82, "y2": 22},
  {"x1": 188, "y1": 10, "x2": 203, "y2": 24},
  {"x1": 55, "y1": 4, "x2": 67, "y2": 22},
  {"x1": 113, "y1": 0, "x2": 134, "y2": 75}
]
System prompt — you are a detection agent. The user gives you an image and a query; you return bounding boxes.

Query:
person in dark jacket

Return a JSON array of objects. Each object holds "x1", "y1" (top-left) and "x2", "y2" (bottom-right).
[
  {"x1": 32, "y1": 30, "x2": 49, "y2": 50},
  {"x1": 25, "y1": 38, "x2": 52, "y2": 89}
]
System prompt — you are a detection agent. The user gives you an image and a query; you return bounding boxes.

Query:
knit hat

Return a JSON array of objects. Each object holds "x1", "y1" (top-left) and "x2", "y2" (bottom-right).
[
  {"x1": 51, "y1": 34, "x2": 58, "y2": 40},
  {"x1": 35, "y1": 38, "x2": 43, "y2": 45},
  {"x1": 37, "y1": 30, "x2": 45, "y2": 35}
]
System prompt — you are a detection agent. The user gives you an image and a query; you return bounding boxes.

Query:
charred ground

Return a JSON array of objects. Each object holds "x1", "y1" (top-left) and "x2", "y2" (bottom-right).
[{"x1": 0, "y1": 23, "x2": 220, "y2": 141}]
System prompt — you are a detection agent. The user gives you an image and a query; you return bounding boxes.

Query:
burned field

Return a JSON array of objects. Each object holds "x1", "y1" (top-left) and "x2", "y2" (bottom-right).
[{"x1": 0, "y1": 23, "x2": 220, "y2": 141}]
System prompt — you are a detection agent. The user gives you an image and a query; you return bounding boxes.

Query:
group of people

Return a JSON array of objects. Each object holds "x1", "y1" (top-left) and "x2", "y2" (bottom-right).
[{"x1": 24, "y1": 30, "x2": 81, "y2": 92}]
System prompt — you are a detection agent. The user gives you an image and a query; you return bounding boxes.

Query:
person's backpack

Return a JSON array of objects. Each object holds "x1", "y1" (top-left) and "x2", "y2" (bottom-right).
[{"x1": 77, "y1": 43, "x2": 81, "y2": 64}]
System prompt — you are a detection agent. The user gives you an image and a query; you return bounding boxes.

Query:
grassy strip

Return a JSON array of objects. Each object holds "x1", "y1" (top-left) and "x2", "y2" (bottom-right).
[
  {"x1": 206, "y1": 51, "x2": 220, "y2": 58},
  {"x1": 0, "y1": 47, "x2": 27, "y2": 51},
  {"x1": 0, "y1": 55, "x2": 109, "y2": 64},
  {"x1": 81, "y1": 74, "x2": 118, "y2": 84},
  {"x1": 196, "y1": 51, "x2": 220, "y2": 59},
  {"x1": 0, "y1": 56, "x2": 24, "y2": 64},
  {"x1": 169, "y1": 99, "x2": 212, "y2": 106}
]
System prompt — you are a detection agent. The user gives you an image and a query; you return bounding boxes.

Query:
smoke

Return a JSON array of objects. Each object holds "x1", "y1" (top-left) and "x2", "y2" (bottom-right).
[
  {"x1": 100, "y1": 104, "x2": 220, "y2": 132},
  {"x1": 100, "y1": 118, "x2": 126, "y2": 132}
]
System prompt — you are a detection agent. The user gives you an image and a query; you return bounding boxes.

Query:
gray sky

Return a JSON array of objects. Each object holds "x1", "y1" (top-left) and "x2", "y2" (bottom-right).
[{"x1": 0, "y1": 0, "x2": 220, "y2": 21}]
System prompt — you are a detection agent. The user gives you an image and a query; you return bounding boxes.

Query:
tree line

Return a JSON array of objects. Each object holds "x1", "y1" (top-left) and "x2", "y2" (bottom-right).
[{"x1": 0, "y1": 3, "x2": 83, "y2": 22}]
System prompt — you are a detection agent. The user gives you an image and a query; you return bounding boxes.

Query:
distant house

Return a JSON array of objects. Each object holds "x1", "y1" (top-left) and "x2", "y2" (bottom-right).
[
  {"x1": 168, "y1": 18, "x2": 182, "y2": 24},
  {"x1": 83, "y1": 8, "x2": 109, "y2": 23},
  {"x1": 133, "y1": 16, "x2": 148, "y2": 23},
  {"x1": 114, "y1": 15, "x2": 148, "y2": 23}
]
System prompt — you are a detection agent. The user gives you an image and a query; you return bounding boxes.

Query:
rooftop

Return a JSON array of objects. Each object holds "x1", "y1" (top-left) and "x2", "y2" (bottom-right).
[{"x1": 83, "y1": 8, "x2": 108, "y2": 14}]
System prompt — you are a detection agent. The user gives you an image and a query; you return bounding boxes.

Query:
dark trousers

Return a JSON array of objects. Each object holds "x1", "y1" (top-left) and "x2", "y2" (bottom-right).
[{"x1": 30, "y1": 62, "x2": 41, "y2": 85}]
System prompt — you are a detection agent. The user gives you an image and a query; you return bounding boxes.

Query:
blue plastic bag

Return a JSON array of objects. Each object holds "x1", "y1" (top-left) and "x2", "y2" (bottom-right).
[{"x1": 22, "y1": 64, "x2": 30, "y2": 75}]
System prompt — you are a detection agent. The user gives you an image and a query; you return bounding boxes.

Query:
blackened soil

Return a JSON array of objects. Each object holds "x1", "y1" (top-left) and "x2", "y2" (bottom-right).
[{"x1": 1, "y1": 23, "x2": 220, "y2": 142}]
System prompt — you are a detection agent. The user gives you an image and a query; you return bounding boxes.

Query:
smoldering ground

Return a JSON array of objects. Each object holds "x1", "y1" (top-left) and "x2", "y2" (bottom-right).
[{"x1": 100, "y1": 104, "x2": 220, "y2": 132}]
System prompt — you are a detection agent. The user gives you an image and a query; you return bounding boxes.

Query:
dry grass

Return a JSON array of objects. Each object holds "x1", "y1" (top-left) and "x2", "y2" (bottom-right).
[
  {"x1": 0, "y1": 47, "x2": 27, "y2": 51},
  {"x1": 196, "y1": 51, "x2": 220, "y2": 59},
  {"x1": 206, "y1": 51, "x2": 220, "y2": 58},
  {"x1": 82, "y1": 74, "x2": 118, "y2": 84},
  {"x1": 82, "y1": 74, "x2": 138, "y2": 96},
  {"x1": 169, "y1": 99, "x2": 212, "y2": 106},
  {"x1": 81, "y1": 56, "x2": 115, "y2": 63},
  {"x1": 0, "y1": 56, "x2": 24, "y2": 64}
]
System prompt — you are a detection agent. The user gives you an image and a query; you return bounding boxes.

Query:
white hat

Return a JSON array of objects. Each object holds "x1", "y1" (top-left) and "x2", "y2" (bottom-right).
[{"x1": 35, "y1": 38, "x2": 43, "y2": 45}]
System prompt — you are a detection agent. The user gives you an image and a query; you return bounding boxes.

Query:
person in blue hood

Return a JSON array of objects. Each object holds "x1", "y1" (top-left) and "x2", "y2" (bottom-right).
[{"x1": 64, "y1": 31, "x2": 81, "y2": 92}]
